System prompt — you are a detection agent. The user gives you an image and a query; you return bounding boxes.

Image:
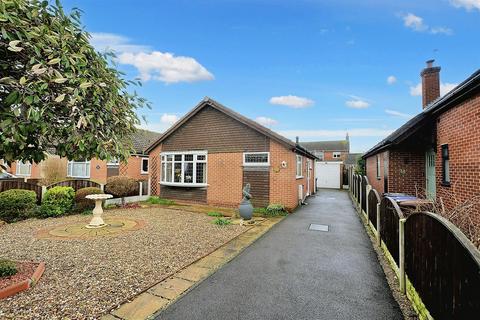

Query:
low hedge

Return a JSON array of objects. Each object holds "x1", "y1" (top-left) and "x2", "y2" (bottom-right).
[
  {"x1": 75, "y1": 187, "x2": 104, "y2": 211},
  {"x1": 0, "y1": 259, "x2": 17, "y2": 277},
  {"x1": 40, "y1": 186, "x2": 75, "y2": 217},
  {"x1": 0, "y1": 189, "x2": 37, "y2": 222}
]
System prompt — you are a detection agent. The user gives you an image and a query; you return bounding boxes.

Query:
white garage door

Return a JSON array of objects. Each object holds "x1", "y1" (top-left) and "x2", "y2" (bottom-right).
[{"x1": 315, "y1": 162, "x2": 341, "y2": 189}]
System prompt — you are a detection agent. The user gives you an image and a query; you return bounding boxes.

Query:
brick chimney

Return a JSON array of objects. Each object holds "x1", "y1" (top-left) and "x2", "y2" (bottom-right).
[{"x1": 421, "y1": 59, "x2": 441, "y2": 109}]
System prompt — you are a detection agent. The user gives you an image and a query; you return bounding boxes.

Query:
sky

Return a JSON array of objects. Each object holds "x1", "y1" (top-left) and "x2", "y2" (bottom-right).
[{"x1": 61, "y1": 0, "x2": 480, "y2": 153}]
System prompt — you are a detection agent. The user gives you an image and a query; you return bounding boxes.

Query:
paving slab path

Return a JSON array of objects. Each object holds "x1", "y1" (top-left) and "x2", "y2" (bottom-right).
[{"x1": 155, "y1": 189, "x2": 403, "y2": 320}]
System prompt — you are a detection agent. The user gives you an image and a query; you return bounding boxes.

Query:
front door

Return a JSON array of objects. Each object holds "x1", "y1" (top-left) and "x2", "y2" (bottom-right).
[{"x1": 426, "y1": 149, "x2": 436, "y2": 199}]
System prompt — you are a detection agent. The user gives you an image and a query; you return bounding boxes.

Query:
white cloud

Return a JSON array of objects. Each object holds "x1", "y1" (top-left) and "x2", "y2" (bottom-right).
[
  {"x1": 385, "y1": 109, "x2": 413, "y2": 119},
  {"x1": 255, "y1": 116, "x2": 278, "y2": 127},
  {"x1": 161, "y1": 113, "x2": 179, "y2": 125},
  {"x1": 118, "y1": 51, "x2": 214, "y2": 83},
  {"x1": 409, "y1": 82, "x2": 459, "y2": 97},
  {"x1": 387, "y1": 76, "x2": 397, "y2": 85},
  {"x1": 90, "y1": 32, "x2": 214, "y2": 84},
  {"x1": 279, "y1": 128, "x2": 394, "y2": 139},
  {"x1": 401, "y1": 13, "x2": 453, "y2": 35},
  {"x1": 345, "y1": 95, "x2": 370, "y2": 109},
  {"x1": 269, "y1": 95, "x2": 314, "y2": 108},
  {"x1": 89, "y1": 32, "x2": 149, "y2": 53},
  {"x1": 139, "y1": 113, "x2": 179, "y2": 133},
  {"x1": 450, "y1": 0, "x2": 480, "y2": 11}
]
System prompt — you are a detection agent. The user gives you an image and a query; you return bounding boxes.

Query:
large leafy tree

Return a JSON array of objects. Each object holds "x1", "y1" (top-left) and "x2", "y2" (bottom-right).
[{"x1": 0, "y1": 0, "x2": 149, "y2": 164}]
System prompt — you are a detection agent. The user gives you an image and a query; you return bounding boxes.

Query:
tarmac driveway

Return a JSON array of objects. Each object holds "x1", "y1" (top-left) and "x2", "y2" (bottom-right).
[{"x1": 155, "y1": 189, "x2": 403, "y2": 320}]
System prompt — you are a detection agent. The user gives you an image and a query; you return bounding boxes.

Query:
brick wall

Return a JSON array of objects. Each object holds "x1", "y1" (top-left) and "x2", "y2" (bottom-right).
[
  {"x1": 323, "y1": 151, "x2": 347, "y2": 162},
  {"x1": 436, "y1": 93, "x2": 480, "y2": 227},
  {"x1": 366, "y1": 151, "x2": 387, "y2": 194},
  {"x1": 89, "y1": 159, "x2": 108, "y2": 184},
  {"x1": 119, "y1": 155, "x2": 149, "y2": 181},
  {"x1": 388, "y1": 149, "x2": 425, "y2": 195},
  {"x1": 207, "y1": 152, "x2": 244, "y2": 207}
]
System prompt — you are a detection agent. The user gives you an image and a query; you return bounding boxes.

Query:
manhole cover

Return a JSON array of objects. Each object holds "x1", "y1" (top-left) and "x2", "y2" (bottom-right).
[{"x1": 309, "y1": 224, "x2": 329, "y2": 232}]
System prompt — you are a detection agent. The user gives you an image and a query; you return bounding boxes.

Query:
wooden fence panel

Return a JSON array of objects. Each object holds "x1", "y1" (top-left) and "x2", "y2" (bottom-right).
[
  {"x1": 356, "y1": 175, "x2": 361, "y2": 202},
  {"x1": 361, "y1": 176, "x2": 369, "y2": 213},
  {"x1": 47, "y1": 179, "x2": 101, "y2": 191},
  {"x1": 405, "y1": 213, "x2": 480, "y2": 320},
  {"x1": 367, "y1": 189, "x2": 381, "y2": 229},
  {"x1": 0, "y1": 180, "x2": 43, "y2": 203},
  {"x1": 380, "y1": 196, "x2": 405, "y2": 266}
]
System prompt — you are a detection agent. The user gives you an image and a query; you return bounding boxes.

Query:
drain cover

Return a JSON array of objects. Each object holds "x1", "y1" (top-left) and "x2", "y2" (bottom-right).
[{"x1": 309, "y1": 224, "x2": 329, "y2": 232}]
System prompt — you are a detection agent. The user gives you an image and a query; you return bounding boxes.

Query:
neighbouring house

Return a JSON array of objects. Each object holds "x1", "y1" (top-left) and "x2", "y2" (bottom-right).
[
  {"x1": 145, "y1": 97, "x2": 317, "y2": 210},
  {"x1": 301, "y1": 136, "x2": 350, "y2": 189},
  {"x1": 363, "y1": 60, "x2": 480, "y2": 226},
  {"x1": 6, "y1": 129, "x2": 161, "y2": 184}
]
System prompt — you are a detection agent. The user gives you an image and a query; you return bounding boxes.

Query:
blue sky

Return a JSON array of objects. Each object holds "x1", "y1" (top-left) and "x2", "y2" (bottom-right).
[{"x1": 62, "y1": 0, "x2": 480, "y2": 152}]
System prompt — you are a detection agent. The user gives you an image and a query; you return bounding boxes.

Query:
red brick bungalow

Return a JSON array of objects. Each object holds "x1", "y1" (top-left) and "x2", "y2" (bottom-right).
[
  {"x1": 145, "y1": 97, "x2": 317, "y2": 210},
  {"x1": 363, "y1": 60, "x2": 480, "y2": 225}
]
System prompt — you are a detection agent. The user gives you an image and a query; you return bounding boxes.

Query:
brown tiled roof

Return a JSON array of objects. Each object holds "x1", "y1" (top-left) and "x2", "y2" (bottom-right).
[
  {"x1": 145, "y1": 97, "x2": 317, "y2": 159},
  {"x1": 132, "y1": 129, "x2": 162, "y2": 155}
]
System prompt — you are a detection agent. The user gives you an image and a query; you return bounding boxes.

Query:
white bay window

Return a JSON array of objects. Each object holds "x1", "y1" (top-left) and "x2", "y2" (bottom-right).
[{"x1": 161, "y1": 151, "x2": 207, "y2": 186}]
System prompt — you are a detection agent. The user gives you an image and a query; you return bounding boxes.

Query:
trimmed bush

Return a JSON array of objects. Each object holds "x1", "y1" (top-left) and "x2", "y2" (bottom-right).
[
  {"x1": 75, "y1": 187, "x2": 103, "y2": 211},
  {"x1": 40, "y1": 186, "x2": 75, "y2": 217},
  {"x1": 0, "y1": 189, "x2": 37, "y2": 222},
  {"x1": 105, "y1": 176, "x2": 138, "y2": 206},
  {"x1": 146, "y1": 196, "x2": 175, "y2": 205},
  {"x1": 0, "y1": 259, "x2": 17, "y2": 277},
  {"x1": 207, "y1": 211, "x2": 223, "y2": 217}
]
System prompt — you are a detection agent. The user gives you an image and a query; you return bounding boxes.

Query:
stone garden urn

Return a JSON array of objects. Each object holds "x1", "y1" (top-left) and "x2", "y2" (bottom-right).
[
  {"x1": 238, "y1": 183, "x2": 253, "y2": 220},
  {"x1": 85, "y1": 194, "x2": 113, "y2": 228}
]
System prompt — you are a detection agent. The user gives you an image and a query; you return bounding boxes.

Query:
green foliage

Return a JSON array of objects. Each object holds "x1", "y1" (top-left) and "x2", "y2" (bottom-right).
[
  {"x1": 146, "y1": 196, "x2": 175, "y2": 205},
  {"x1": 0, "y1": 259, "x2": 17, "y2": 277},
  {"x1": 212, "y1": 218, "x2": 231, "y2": 226},
  {"x1": 40, "y1": 186, "x2": 75, "y2": 217},
  {"x1": 355, "y1": 156, "x2": 366, "y2": 176},
  {"x1": 0, "y1": 189, "x2": 37, "y2": 222},
  {"x1": 265, "y1": 204, "x2": 288, "y2": 217},
  {"x1": 253, "y1": 207, "x2": 267, "y2": 216},
  {"x1": 0, "y1": 0, "x2": 149, "y2": 164},
  {"x1": 207, "y1": 211, "x2": 223, "y2": 217},
  {"x1": 80, "y1": 209, "x2": 93, "y2": 215},
  {"x1": 75, "y1": 187, "x2": 103, "y2": 211},
  {"x1": 106, "y1": 176, "x2": 138, "y2": 206}
]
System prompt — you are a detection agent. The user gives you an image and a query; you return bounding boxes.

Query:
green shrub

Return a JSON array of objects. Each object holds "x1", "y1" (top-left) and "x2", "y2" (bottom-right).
[
  {"x1": 207, "y1": 211, "x2": 223, "y2": 217},
  {"x1": 146, "y1": 196, "x2": 175, "y2": 205},
  {"x1": 253, "y1": 207, "x2": 267, "y2": 216},
  {"x1": 266, "y1": 203, "x2": 288, "y2": 216},
  {"x1": 0, "y1": 259, "x2": 17, "y2": 277},
  {"x1": 75, "y1": 187, "x2": 103, "y2": 211},
  {"x1": 105, "y1": 176, "x2": 138, "y2": 206},
  {"x1": 81, "y1": 209, "x2": 93, "y2": 215},
  {"x1": 0, "y1": 189, "x2": 37, "y2": 222},
  {"x1": 40, "y1": 186, "x2": 75, "y2": 217},
  {"x1": 212, "y1": 218, "x2": 231, "y2": 226}
]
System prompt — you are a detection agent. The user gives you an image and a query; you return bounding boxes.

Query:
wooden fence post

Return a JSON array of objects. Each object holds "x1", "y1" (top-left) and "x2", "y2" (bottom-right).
[
  {"x1": 376, "y1": 203, "x2": 381, "y2": 246},
  {"x1": 100, "y1": 184, "x2": 105, "y2": 192},
  {"x1": 399, "y1": 218, "x2": 406, "y2": 293},
  {"x1": 41, "y1": 186, "x2": 47, "y2": 202}
]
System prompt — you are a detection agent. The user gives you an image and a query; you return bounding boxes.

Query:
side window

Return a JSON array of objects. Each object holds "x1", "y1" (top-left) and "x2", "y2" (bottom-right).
[{"x1": 441, "y1": 144, "x2": 450, "y2": 185}]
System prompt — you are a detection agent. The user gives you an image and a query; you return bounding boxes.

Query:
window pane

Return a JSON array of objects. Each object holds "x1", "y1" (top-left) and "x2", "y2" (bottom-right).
[
  {"x1": 166, "y1": 163, "x2": 172, "y2": 182},
  {"x1": 197, "y1": 155, "x2": 206, "y2": 161},
  {"x1": 445, "y1": 159, "x2": 450, "y2": 182},
  {"x1": 161, "y1": 162, "x2": 165, "y2": 181},
  {"x1": 184, "y1": 154, "x2": 193, "y2": 161},
  {"x1": 244, "y1": 153, "x2": 268, "y2": 164},
  {"x1": 174, "y1": 163, "x2": 182, "y2": 182},
  {"x1": 142, "y1": 159, "x2": 148, "y2": 172},
  {"x1": 183, "y1": 163, "x2": 194, "y2": 183},
  {"x1": 166, "y1": 155, "x2": 173, "y2": 161},
  {"x1": 196, "y1": 162, "x2": 206, "y2": 183},
  {"x1": 174, "y1": 154, "x2": 182, "y2": 161}
]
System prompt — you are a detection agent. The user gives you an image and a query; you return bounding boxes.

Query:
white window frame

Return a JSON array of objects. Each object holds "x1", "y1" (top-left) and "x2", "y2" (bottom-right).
[
  {"x1": 67, "y1": 160, "x2": 91, "y2": 178},
  {"x1": 160, "y1": 151, "x2": 208, "y2": 187},
  {"x1": 333, "y1": 152, "x2": 341, "y2": 159},
  {"x1": 106, "y1": 158, "x2": 119, "y2": 166},
  {"x1": 141, "y1": 157, "x2": 149, "y2": 174},
  {"x1": 243, "y1": 152, "x2": 270, "y2": 166},
  {"x1": 16, "y1": 161, "x2": 32, "y2": 177},
  {"x1": 296, "y1": 155, "x2": 303, "y2": 178},
  {"x1": 376, "y1": 154, "x2": 381, "y2": 179}
]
